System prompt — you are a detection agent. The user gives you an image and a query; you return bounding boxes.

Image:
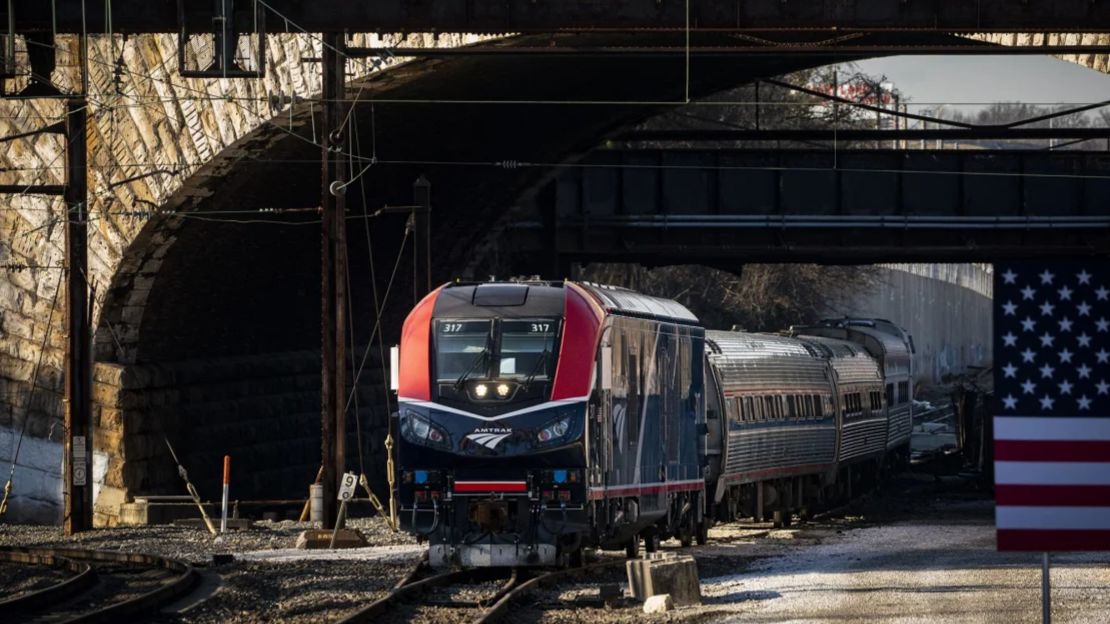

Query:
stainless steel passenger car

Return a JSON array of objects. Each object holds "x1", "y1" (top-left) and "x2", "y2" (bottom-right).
[{"x1": 793, "y1": 318, "x2": 915, "y2": 465}]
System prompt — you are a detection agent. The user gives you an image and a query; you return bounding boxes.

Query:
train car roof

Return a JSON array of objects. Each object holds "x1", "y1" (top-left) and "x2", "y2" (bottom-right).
[
  {"x1": 796, "y1": 335, "x2": 882, "y2": 384},
  {"x1": 792, "y1": 323, "x2": 912, "y2": 359},
  {"x1": 573, "y1": 282, "x2": 700, "y2": 325},
  {"x1": 705, "y1": 330, "x2": 824, "y2": 359},
  {"x1": 705, "y1": 330, "x2": 831, "y2": 391},
  {"x1": 434, "y1": 281, "x2": 567, "y2": 318}
]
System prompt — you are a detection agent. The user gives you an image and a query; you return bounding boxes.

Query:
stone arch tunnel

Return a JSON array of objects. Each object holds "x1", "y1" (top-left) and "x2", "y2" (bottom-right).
[
  {"x1": 91, "y1": 35, "x2": 861, "y2": 523},
  {"x1": 1, "y1": 30, "x2": 1107, "y2": 523}
]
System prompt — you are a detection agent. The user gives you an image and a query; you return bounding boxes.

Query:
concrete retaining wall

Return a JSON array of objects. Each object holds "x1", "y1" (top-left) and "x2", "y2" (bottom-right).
[{"x1": 827, "y1": 263, "x2": 993, "y2": 387}]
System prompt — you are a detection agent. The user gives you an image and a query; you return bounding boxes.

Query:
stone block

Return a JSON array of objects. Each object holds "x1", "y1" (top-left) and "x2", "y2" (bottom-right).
[
  {"x1": 94, "y1": 485, "x2": 128, "y2": 526},
  {"x1": 626, "y1": 553, "x2": 702, "y2": 607},
  {"x1": 92, "y1": 382, "x2": 122, "y2": 410},
  {"x1": 94, "y1": 362, "x2": 126, "y2": 388},
  {"x1": 295, "y1": 529, "x2": 368, "y2": 550},
  {"x1": 643, "y1": 594, "x2": 673, "y2": 614}
]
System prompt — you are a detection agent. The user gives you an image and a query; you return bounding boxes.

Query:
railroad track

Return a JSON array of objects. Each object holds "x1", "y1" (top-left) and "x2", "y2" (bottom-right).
[
  {"x1": 0, "y1": 547, "x2": 199, "y2": 623},
  {"x1": 338, "y1": 555, "x2": 625, "y2": 624}
]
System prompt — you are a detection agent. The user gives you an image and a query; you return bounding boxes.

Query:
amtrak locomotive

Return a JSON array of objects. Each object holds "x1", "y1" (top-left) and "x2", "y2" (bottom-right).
[{"x1": 392, "y1": 280, "x2": 913, "y2": 567}]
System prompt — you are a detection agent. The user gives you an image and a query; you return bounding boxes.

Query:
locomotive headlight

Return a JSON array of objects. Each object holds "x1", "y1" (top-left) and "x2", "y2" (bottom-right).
[
  {"x1": 474, "y1": 383, "x2": 489, "y2": 398},
  {"x1": 401, "y1": 411, "x2": 448, "y2": 446},
  {"x1": 496, "y1": 383, "x2": 511, "y2": 397},
  {"x1": 537, "y1": 416, "x2": 571, "y2": 443}
]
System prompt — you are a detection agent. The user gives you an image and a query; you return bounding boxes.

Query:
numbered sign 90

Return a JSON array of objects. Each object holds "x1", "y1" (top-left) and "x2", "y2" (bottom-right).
[{"x1": 337, "y1": 472, "x2": 358, "y2": 502}]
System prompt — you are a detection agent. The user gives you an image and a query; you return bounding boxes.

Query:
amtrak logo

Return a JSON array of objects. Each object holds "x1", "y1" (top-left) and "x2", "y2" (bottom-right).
[{"x1": 466, "y1": 427, "x2": 512, "y2": 449}]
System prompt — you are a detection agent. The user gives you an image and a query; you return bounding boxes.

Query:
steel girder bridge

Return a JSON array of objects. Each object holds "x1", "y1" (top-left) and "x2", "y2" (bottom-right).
[
  {"x1": 508, "y1": 148, "x2": 1110, "y2": 271},
  {"x1": 8, "y1": 1, "x2": 1110, "y2": 34}
]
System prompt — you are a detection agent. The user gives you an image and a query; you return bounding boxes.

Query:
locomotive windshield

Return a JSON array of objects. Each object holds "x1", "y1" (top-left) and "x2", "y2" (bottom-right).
[
  {"x1": 433, "y1": 317, "x2": 562, "y2": 405},
  {"x1": 499, "y1": 319, "x2": 559, "y2": 382},
  {"x1": 435, "y1": 320, "x2": 492, "y2": 382}
]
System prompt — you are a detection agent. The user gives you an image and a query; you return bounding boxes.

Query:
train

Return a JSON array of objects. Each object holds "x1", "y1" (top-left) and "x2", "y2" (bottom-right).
[{"x1": 390, "y1": 280, "x2": 913, "y2": 567}]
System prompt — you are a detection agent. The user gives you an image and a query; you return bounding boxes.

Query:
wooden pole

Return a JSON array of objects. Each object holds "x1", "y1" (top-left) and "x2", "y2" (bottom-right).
[
  {"x1": 63, "y1": 92, "x2": 92, "y2": 535},
  {"x1": 412, "y1": 176, "x2": 431, "y2": 301},
  {"x1": 320, "y1": 32, "x2": 348, "y2": 529}
]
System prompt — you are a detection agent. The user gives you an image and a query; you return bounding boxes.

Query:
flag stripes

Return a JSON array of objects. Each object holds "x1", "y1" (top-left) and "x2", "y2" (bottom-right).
[
  {"x1": 998, "y1": 529, "x2": 1110, "y2": 551},
  {"x1": 993, "y1": 261, "x2": 1110, "y2": 552},
  {"x1": 995, "y1": 485, "x2": 1110, "y2": 507},
  {"x1": 994, "y1": 440, "x2": 1110, "y2": 462}
]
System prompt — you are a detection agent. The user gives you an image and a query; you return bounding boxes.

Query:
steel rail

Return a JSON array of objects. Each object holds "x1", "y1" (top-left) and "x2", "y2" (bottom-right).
[
  {"x1": 477, "y1": 559, "x2": 626, "y2": 624},
  {"x1": 0, "y1": 546, "x2": 200, "y2": 623},
  {"x1": 0, "y1": 550, "x2": 95, "y2": 616},
  {"x1": 336, "y1": 559, "x2": 512, "y2": 624}
]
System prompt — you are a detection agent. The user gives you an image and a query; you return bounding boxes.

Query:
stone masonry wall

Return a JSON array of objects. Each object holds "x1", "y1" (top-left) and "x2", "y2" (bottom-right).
[
  {"x1": 0, "y1": 31, "x2": 477, "y2": 523},
  {"x1": 90, "y1": 350, "x2": 389, "y2": 526},
  {"x1": 976, "y1": 33, "x2": 1110, "y2": 73}
]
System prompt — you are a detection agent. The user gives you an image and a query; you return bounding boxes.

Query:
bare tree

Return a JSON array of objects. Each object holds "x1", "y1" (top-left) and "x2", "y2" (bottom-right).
[{"x1": 579, "y1": 263, "x2": 881, "y2": 332}]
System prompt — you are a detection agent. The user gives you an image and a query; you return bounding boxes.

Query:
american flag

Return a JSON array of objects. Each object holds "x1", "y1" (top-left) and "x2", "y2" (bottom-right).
[{"x1": 994, "y1": 261, "x2": 1110, "y2": 551}]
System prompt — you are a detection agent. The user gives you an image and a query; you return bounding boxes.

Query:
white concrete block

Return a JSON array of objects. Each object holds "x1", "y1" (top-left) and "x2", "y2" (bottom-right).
[{"x1": 643, "y1": 594, "x2": 673, "y2": 614}]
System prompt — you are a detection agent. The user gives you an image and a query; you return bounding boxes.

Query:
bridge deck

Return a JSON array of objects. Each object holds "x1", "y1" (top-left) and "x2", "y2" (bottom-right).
[
  {"x1": 9, "y1": 1, "x2": 1110, "y2": 34},
  {"x1": 512, "y1": 149, "x2": 1110, "y2": 267}
]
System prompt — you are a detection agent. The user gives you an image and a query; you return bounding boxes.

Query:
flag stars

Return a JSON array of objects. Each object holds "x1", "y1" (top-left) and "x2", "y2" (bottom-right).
[
  {"x1": 1078, "y1": 269, "x2": 1092, "y2": 285},
  {"x1": 1039, "y1": 394, "x2": 1055, "y2": 410},
  {"x1": 1039, "y1": 270, "x2": 1055, "y2": 285},
  {"x1": 1002, "y1": 332, "x2": 1018, "y2": 347},
  {"x1": 1039, "y1": 363, "x2": 1055, "y2": 379},
  {"x1": 1058, "y1": 379, "x2": 1074, "y2": 395},
  {"x1": 1002, "y1": 394, "x2": 1018, "y2": 410},
  {"x1": 1058, "y1": 348, "x2": 1074, "y2": 364},
  {"x1": 1077, "y1": 395, "x2": 1092, "y2": 411},
  {"x1": 1097, "y1": 318, "x2": 1109, "y2": 333},
  {"x1": 1058, "y1": 317, "x2": 1073, "y2": 333},
  {"x1": 1021, "y1": 317, "x2": 1037, "y2": 332},
  {"x1": 1022, "y1": 379, "x2": 1037, "y2": 394},
  {"x1": 1002, "y1": 268, "x2": 1018, "y2": 284},
  {"x1": 1096, "y1": 286, "x2": 1109, "y2": 301},
  {"x1": 1077, "y1": 301, "x2": 1092, "y2": 317},
  {"x1": 1039, "y1": 332, "x2": 1055, "y2": 348},
  {"x1": 1097, "y1": 349, "x2": 1110, "y2": 364},
  {"x1": 1077, "y1": 333, "x2": 1093, "y2": 348},
  {"x1": 1021, "y1": 285, "x2": 1037, "y2": 300},
  {"x1": 1002, "y1": 363, "x2": 1018, "y2": 378},
  {"x1": 1039, "y1": 301, "x2": 1055, "y2": 316},
  {"x1": 1058, "y1": 285, "x2": 1074, "y2": 301},
  {"x1": 1097, "y1": 380, "x2": 1110, "y2": 395},
  {"x1": 1002, "y1": 301, "x2": 1018, "y2": 316},
  {"x1": 1078, "y1": 364, "x2": 1093, "y2": 379},
  {"x1": 1021, "y1": 348, "x2": 1037, "y2": 363}
]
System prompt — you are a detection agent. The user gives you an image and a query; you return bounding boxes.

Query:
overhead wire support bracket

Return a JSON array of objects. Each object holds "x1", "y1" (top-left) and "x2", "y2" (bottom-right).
[
  {"x1": 177, "y1": 0, "x2": 266, "y2": 79},
  {"x1": 0, "y1": 184, "x2": 65, "y2": 195},
  {"x1": 0, "y1": 0, "x2": 16, "y2": 80}
]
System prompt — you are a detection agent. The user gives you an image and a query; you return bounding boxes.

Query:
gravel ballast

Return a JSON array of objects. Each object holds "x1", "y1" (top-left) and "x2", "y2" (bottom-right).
[{"x1": 2, "y1": 479, "x2": 1108, "y2": 623}]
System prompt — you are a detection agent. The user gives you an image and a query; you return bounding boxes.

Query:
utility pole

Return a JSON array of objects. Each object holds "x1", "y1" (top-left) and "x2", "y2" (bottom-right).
[
  {"x1": 320, "y1": 33, "x2": 348, "y2": 529},
  {"x1": 412, "y1": 176, "x2": 432, "y2": 301},
  {"x1": 63, "y1": 43, "x2": 92, "y2": 535}
]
